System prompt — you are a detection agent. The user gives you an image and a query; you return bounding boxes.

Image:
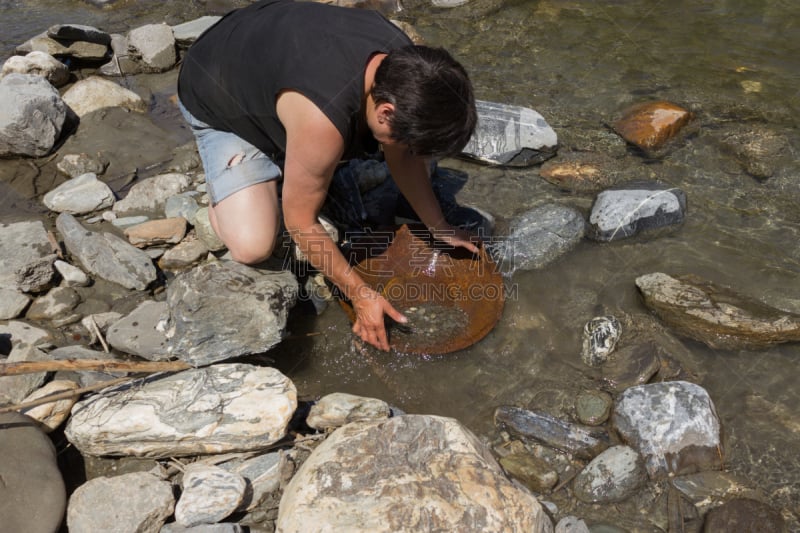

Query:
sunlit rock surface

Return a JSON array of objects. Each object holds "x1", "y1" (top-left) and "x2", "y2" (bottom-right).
[
  {"x1": 636, "y1": 272, "x2": 800, "y2": 350},
  {"x1": 278, "y1": 415, "x2": 552, "y2": 533},
  {"x1": 612, "y1": 381, "x2": 723, "y2": 479},
  {"x1": 165, "y1": 261, "x2": 298, "y2": 366},
  {"x1": 0, "y1": 74, "x2": 67, "y2": 158},
  {"x1": 65, "y1": 364, "x2": 297, "y2": 458},
  {"x1": 306, "y1": 392, "x2": 391, "y2": 430}
]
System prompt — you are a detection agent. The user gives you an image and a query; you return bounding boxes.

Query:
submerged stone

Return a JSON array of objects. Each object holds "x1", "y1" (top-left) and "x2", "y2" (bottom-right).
[
  {"x1": 613, "y1": 100, "x2": 691, "y2": 153},
  {"x1": 702, "y1": 498, "x2": 786, "y2": 532},
  {"x1": 498, "y1": 451, "x2": 558, "y2": 494},
  {"x1": 572, "y1": 445, "x2": 646, "y2": 503},
  {"x1": 636, "y1": 272, "x2": 800, "y2": 350},
  {"x1": 600, "y1": 342, "x2": 661, "y2": 393},
  {"x1": 539, "y1": 152, "x2": 622, "y2": 193},
  {"x1": 588, "y1": 181, "x2": 687, "y2": 242},
  {"x1": 575, "y1": 390, "x2": 612, "y2": 426},
  {"x1": 581, "y1": 315, "x2": 621, "y2": 367},
  {"x1": 306, "y1": 392, "x2": 391, "y2": 430}
]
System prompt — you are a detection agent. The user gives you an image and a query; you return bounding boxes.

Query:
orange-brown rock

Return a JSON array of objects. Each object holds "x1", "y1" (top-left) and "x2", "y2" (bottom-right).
[
  {"x1": 539, "y1": 152, "x2": 620, "y2": 193},
  {"x1": 124, "y1": 217, "x2": 187, "y2": 248},
  {"x1": 613, "y1": 101, "x2": 691, "y2": 152}
]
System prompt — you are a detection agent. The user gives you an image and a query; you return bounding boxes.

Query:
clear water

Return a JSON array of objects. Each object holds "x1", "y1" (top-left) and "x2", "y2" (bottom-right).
[{"x1": 3, "y1": 0, "x2": 799, "y2": 529}]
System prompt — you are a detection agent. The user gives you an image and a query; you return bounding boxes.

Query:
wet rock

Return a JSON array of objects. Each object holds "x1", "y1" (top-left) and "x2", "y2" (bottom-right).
[
  {"x1": 588, "y1": 181, "x2": 687, "y2": 242},
  {"x1": 0, "y1": 288, "x2": 30, "y2": 319},
  {"x1": 65, "y1": 364, "x2": 297, "y2": 457},
  {"x1": 67, "y1": 472, "x2": 174, "y2": 533},
  {"x1": 539, "y1": 152, "x2": 622, "y2": 193},
  {"x1": 581, "y1": 315, "x2": 621, "y2": 367},
  {"x1": 106, "y1": 300, "x2": 171, "y2": 361},
  {"x1": 612, "y1": 381, "x2": 723, "y2": 479},
  {"x1": 55, "y1": 259, "x2": 90, "y2": 287},
  {"x1": 0, "y1": 412, "x2": 66, "y2": 533},
  {"x1": 555, "y1": 516, "x2": 590, "y2": 533},
  {"x1": 0, "y1": 51, "x2": 69, "y2": 87},
  {"x1": 57, "y1": 213, "x2": 157, "y2": 291},
  {"x1": 612, "y1": 100, "x2": 692, "y2": 154},
  {"x1": 62, "y1": 76, "x2": 146, "y2": 117},
  {"x1": 43, "y1": 172, "x2": 115, "y2": 214},
  {"x1": 721, "y1": 125, "x2": 791, "y2": 180},
  {"x1": 50, "y1": 344, "x2": 129, "y2": 387},
  {"x1": 114, "y1": 173, "x2": 193, "y2": 216},
  {"x1": 0, "y1": 344, "x2": 49, "y2": 405},
  {"x1": 26, "y1": 286, "x2": 82, "y2": 325},
  {"x1": 18, "y1": 379, "x2": 80, "y2": 432},
  {"x1": 124, "y1": 217, "x2": 187, "y2": 248},
  {"x1": 47, "y1": 23, "x2": 111, "y2": 45},
  {"x1": 159, "y1": 234, "x2": 209, "y2": 271},
  {"x1": 16, "y1": 32, "x2": 109, "y2": 60},
  {"x1": 127, "y1": 23, "x2": 177, "y2": 72},
  {"x1": 600, "y1": 342, "x2": 661, "y2": 394},
  {"x1": 636, "y1": 272, "x2": 800, "y2": 350},
  {"x1": 193, "y1": 207, "x2": 226, "y2": 251},
  {"x1": 165, "y1": 193, "x2": 200, "y2": 223},
  {"x1": 702, "y1": 498, "x2": 786, "y2": 532},
  {"x1": 391, "y1": 20, "x2": 425, "y2": 44},
  {"x1": 165, "y1": 261, "x2": 298, "y2": 366},
  {"x1": 0, "y1": 220, "x2": 53, "y2": 292},
  {"x1": 572, "y1": 445, "x2": 646, "y2": 503},
  {"x1": 574, "y1": 390, "x2": 612, "y2": 426},
  {"x1": 176, "y1": 464, "x2": 247, "y2": 527},
  {"x1": 306, "y1": 392, "x2": 391, "y2": 430},
  {"x1": 0, "y1": 73, "x2": 67, "y2": 157},
  {"x1": 218, "y1": 452, "x2": 283, "y2": 512},
  {"x1": 14, "y1": 253, "x2": 57, "y2": 293},
  {"x1": 161, "y1": 524, "x2": 245, "y2": 533},
  {"x1": 670, "y1": 471, "x2": 765, "y2": 515},
  {"x1": 498, "y1": 452, "x2": 558, "y2": 493},
  {"x1": 172, "y1": 16, "x2": 222, "y2": 47},
  {"x1": 495, "y1": 203, "x2": 585, "y2": 271},
  {"x1": 277, "y1": 415, "x2": 551, "y2": 532},
  {"x1": 462, "y1": 100, "x2": 558, "y2": 167},
  {"x1": 56, "y1": 152, "x2": 108, "y2": 178},
  {"x1": 494, "y1": 406, "x2": 610, "y2": 459}
]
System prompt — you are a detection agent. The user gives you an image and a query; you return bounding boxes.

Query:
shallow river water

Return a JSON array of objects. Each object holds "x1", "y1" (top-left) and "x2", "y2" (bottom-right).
[{"x1": 3, "y1": 0, "x2": 800, "y2": 529}]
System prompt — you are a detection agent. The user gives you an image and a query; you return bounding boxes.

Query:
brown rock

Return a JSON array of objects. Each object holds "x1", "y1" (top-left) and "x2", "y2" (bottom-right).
[
  {"x1": 636, "y1": 272, "x2": 800, "y2": 350},
  {"x1": 613, "y1": 101, "x2": 692, "y2": 152},
  {"x1": 703, "y1": 498, "x2": 786, "y2": 533},
  {"x1": 124, "y1": 218, "x2": 187, "y2": 248},
  {"x1": 539, "y1": 152, "x2": 620, "y2": 193}
]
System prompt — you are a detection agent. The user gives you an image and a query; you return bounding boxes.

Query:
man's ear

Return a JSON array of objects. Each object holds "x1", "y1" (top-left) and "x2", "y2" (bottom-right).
[{"x1": 376, "y1": 102, "x2": 395, "y2": 124}]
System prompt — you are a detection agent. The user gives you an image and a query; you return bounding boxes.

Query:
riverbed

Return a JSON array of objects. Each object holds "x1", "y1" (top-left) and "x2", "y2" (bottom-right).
[{"x1": 2, "y1": 0, "x2": 799, "y2": 529}]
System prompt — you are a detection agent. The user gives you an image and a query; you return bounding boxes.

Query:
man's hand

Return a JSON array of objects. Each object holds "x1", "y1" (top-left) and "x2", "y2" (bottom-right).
[
  {"x1": 431, "y1": 223, "x2": 480, "y2": 254},
  {"x1": 351, "y1": 286, "x2": 407, "y2": 351}
]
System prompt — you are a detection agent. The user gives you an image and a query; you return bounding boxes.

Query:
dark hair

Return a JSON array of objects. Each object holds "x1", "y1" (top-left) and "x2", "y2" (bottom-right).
[{"x1": 371, "y1": 45, "x2": 476, "y2": 158}]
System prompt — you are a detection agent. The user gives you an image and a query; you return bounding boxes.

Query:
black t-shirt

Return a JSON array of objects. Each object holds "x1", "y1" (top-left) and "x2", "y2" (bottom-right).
[{"x1": 178, "y1": 0, "x2": 412, "y2": 158}]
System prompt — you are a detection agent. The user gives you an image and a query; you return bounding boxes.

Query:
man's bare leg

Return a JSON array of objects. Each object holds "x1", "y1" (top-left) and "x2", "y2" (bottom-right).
[{"x1": 207, "y1": 180, "x2": 281, "y2": 264}]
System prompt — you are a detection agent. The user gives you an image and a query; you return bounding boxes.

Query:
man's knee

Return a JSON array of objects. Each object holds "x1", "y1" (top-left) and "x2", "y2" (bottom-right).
[{"x1": 227, "y1": 237, "x2": 276, "y2": 265}]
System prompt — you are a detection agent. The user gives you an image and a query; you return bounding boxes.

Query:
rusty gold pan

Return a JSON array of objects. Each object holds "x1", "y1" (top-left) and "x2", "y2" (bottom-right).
[{"x1": 339, "y1": 224, "x2": 505, "y2": 354}]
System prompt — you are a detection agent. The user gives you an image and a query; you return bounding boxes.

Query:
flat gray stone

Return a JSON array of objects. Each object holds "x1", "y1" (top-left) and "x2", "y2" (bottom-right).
[
  {"x1": 0, "y1": 73, "x2": 67, "y2": 157},
  {"x1": 114, "y1": 173, "x2": 193, "y2": 216},
  {"x1": 218, "y1": 452, "x2": 282, "y2": 512},
  {"x1": 0, "y1": 288, "x2": 30, "y2": 319},
  {"x1": 43, "y1": 172, "x2": 115, "y2": 214},
  {"x1": 0, "y1": 220, "x2": 53, "y2": 292},
  {"x1": 47, "y1": 24, "x2": 111, "y2": 45},
  {"x1": 106, "y1": 300, "x2": 171, "y2": 360},
  {"x1": 0, "y1": 344, "x2": 49, "y2": 405},
  {"x1": 165, "y1": 193, "x2": 200, "y2": 223},
  {"x1": 165, "y1": 261, "x2": 298, "y2": 366},
  {"x1": 14, "y1": 253, "x2": 57, "y2": 293},
  {"x1": 57, "y1": 213, "x2": 157, "y2": 291},
  {"x1": 0, "y1": 412, "x2": 66, "y2": 533},
  {"x1": 171, "y1": 16, "x2": 222, "y2": 46},
  {"x1": 67, "y1": 472, "x2": 174, "y2": 533},
  {"x1": 26, "y1": 286, "x2": 81, "y2": 323},
  {"x1": 65, "y1": 363, "x2": 297, "y2": 458}
]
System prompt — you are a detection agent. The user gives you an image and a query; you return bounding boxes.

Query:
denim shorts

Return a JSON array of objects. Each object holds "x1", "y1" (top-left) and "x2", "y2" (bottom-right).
[{"x1": 179, "y1": 100, "x2": 282, "y2": 205}]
